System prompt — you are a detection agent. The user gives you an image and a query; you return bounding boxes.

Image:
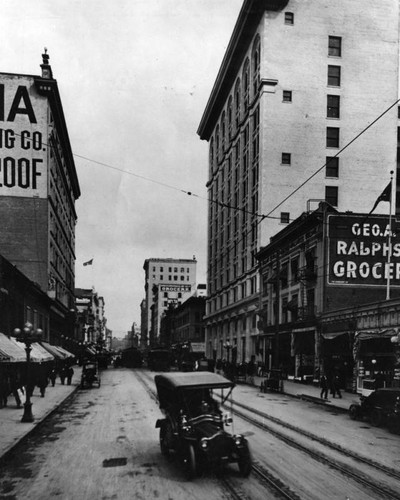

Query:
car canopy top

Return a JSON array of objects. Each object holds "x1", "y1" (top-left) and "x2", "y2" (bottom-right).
[
  {"x1": 155, "y1": 371, "x2": 234, "y2": 391},
  {"x1": 155, "y1": 372, "x2": 234, "y2": 412}
]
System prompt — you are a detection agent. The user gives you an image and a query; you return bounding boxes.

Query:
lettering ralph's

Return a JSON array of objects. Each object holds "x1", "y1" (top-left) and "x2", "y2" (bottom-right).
[{"x1": 329, "y1": 218, "x2": 400, "y2": 286}]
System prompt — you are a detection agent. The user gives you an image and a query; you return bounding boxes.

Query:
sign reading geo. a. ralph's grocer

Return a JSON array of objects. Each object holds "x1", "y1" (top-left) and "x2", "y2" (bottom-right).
[
  {"x1": 327, "y1": 214, "x2": 400, "y2": 287},
  {"x1": 0, "y1": 75, "x2": 47, "y2": 198}
]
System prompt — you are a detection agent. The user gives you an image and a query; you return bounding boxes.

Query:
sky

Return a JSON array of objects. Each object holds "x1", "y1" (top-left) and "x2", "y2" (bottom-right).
[{"x1": 0, "y1": 0, "x2": 244, "y2": 337}]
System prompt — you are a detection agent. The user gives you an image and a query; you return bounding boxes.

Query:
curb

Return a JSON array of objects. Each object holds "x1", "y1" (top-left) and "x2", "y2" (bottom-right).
[{"x1": 0, "y1": 384, "x2": 80, "y2": 466}]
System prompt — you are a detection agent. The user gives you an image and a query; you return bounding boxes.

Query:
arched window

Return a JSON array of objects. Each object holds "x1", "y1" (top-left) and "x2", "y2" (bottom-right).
[
  {"x1": 215, "y1": 125, "x2": 220, "y2": 162},
  {"x1": 243, "y1": 58, "x2": 250, "y2": 113},
  {"x1": 234, "y1": 78, "x2": 241, "y2": 131},
  {"x1": 252, "y1": 35, "x2": 261, "y2": 97},
  {"x1": 209, "y1": 137, "x2": 214, "y2": 172},
  {"x1": 221, "y1": 111, "x2": 226, "y2": 153},
  {"x1": 227, "y1": 96, "x2": 233, "y2": 139}
]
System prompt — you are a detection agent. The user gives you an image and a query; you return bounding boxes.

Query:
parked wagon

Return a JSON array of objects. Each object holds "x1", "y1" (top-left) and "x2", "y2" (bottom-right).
[{"x1": 80, "y1": 362, "x2": 101, "y2": 388}]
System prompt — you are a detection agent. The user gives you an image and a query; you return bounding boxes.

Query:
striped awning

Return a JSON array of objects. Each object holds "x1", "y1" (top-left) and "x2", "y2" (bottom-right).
[
  {"x1": 41, "y1": 341, "x2": 67, "y2": 359},
  {"x1": 0, "y1": 332, "x2": 26, "y2": 362}
]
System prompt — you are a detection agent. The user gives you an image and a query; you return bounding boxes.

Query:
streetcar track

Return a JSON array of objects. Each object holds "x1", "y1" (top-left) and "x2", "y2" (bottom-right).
[
  {"x1": 222, "y1": 398, "x2": 400, "y2": 500},
  {"x1": 135, "y1": 369, "x2": 303, "y2": 500}
]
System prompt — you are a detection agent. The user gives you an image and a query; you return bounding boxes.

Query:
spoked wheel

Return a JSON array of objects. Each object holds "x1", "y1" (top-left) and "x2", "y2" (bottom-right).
[
  {"x1": 349, "y1": 404, "x2": 360, "y2": 421},
  {"x1": 183, "y1": 443, "x2": 197, "y2": 480},
  {"x1": 370, "y1": 409, "x2": 382, "y2": 427},
  {"x1": 238, "y1": 445, "x2": 252, "y2": 477}
]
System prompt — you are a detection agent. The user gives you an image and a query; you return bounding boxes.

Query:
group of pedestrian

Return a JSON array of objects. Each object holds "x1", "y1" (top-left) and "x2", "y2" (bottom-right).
[
  {"x1": 319, "y1": 373, "x2": 342, "y2": 399},
  {"x1": 0, "y1": 362, "x2": 75, "y2": 409}
]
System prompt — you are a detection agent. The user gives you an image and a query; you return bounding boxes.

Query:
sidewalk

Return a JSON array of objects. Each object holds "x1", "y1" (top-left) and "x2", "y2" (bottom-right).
[
  {"x1": 249, "y1": 374, "x2": 356, "y2": 412},
  {"x1": 0, "y1": 366, "x2": 81, "y2": 462}
]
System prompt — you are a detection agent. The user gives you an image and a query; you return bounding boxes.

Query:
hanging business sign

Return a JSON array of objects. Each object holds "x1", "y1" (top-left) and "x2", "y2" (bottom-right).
[
  {"x1": 0, "y1": 75, "x2": 47, "y2": 198},
  {"x1": 327, "y1": 214, "x2": 400, "y2": 287},
  {"x1": 160, "y1": 285, "x2": 191, "y2": 293}
]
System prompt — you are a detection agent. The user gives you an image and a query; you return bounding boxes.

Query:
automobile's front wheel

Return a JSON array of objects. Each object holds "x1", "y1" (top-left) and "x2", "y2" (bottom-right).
[
  {"x1": 370, "y1": 409, "x2": 382, "y2": 427},
  {"x1": 238, "y1": 446, "x2": 252, "y2": 477},
  {"x1": 349, "y1": 404, "x2": 360, "y2": 420},
  {"x1": 183, "y1": 444, "x2": 197, "y2": 480}
]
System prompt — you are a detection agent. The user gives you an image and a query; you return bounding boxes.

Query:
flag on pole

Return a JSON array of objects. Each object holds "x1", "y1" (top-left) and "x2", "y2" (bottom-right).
[
  {"x1": 83, "y1": 259, "x2": 93, "y2": 266},
  {"x1": 370, "y1": 181, "x2": 391, "y2": 214}
]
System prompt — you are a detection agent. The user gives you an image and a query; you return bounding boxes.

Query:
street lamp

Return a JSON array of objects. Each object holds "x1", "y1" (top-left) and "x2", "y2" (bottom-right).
[{"x1": 13, "y1": 322, "x2": 43, "y2": 423}]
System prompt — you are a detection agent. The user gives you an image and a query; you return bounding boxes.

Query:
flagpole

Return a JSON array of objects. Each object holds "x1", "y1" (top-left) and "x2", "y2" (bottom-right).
[{"x1": 386, "y1": 170, "x2": 394, "y2": 301}]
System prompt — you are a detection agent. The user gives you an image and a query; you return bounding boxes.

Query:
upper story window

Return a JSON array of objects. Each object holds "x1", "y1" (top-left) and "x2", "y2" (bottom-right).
[
  {"x1": 326, "y1": 156, "x2": 339, "y2": 178},
  {"x1": 326, "y1": 127, "x2": 339, "y2": 148},
  {"x1": 221, "y1": 111, "x2": 226, "y2": 153},
  {"x1": 283, "y1": 90, "x2": 292, "y2": 102},
  {"x1": 328, "y1": 36, "x2": 342, "y2": 57},
  {"x1": 234, "y1": 78, "x2": 241, "y2": 130},
  {"x1": 280, "y1": 212, "x2": 290, "y2": 224},
  {"x1": 282, "y1": 152, "x2": 291, "y2": 165},
  {"x1": 243, "y1": 59, "x2": 250, "y2": 113},
  {"x1": 285, "y1": 12, "x2": 294, "y2": 25},
  {"x1": 327, "y1": 95, "x2": 340, "y2": 118},
  {"x1": 227, "y1": 96, "x2": 233, "y2": 139},
  {"x1": 325, "y1": 186, "x2": 338, "y2": 206},
  {"x1": 328, "y1": 65, "x2": 341, "y2": 86},
  {"x1": 252, "y1": 36, "x2": 260, "y2": 97}
]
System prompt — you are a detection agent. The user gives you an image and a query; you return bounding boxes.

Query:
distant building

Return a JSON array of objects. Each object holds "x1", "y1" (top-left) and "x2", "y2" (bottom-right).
[
  {"x1": 75, "y1": 288, "x2": 106, "y2": 348},
  {"x1": 0, "y1": 51, "x2": 80, "y2": 341},
  {"x1": 142, "y1": 257, "x2": 197, "y2": 346},
  {"x1": 197, "y1": 0, "x2": 399, "y2": 366}
]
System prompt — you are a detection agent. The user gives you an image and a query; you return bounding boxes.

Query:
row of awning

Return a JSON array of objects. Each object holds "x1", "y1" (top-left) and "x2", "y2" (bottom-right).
[{"x1": 0, "y1": 332, "x2": 74, "y2": 363}]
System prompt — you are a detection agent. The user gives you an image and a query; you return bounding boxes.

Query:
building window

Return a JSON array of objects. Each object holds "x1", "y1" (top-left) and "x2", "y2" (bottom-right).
[
  {"x1": 328, "y1": 36, "x2": 342, "y2": 57},
  {"x1": 280, "y1": 212, "x2": 290, "y2": 224},
  {"x1": 282, "y1": 152, "x2": 291, "y2": 165},
  {"x1": 180, "y1": 276, "x2": 184, "y2": 281},
  {"x1": 285, "y1": 12, "x2": 294, "y2": 24},
  {"x1": 174, "y1": 267, "x2": 177, "y2": 272},
  {"x1": 283, "y1": 90, "x2": 292, "y2": 102},
  {"x1": 160, "y1": 267, "x2": 163, "y2": 272},
  {"x1": 326, "y1": 156, "x2": 339, "y2": 177},
  {"x1": 163, "y1": 301, "x2": 168, "y2": 307},
  {"x1": 160, "y1": 275, "x2": 163, "y2": 280},
  {"x1": 168, "y1": 275, "x2": 172, "y2": 281},
  {"x1": 163, "y1": 292, "x2": 168, "y2": 298},
  {"x1": 326, "y1": 127, "x2": 339, "y2": 148},
  {"x1": 325, "y1": 186, "x2": 338, "y2": 206},
  {"x1": 328, "y1": 65, "x2": 341, "y2": 86},
  {"x1": 174, "y1": 275, "x2": 178, "y2": 281},
  {"x1": 327, "y1": 95, "x2": 340, "y2": 118}
]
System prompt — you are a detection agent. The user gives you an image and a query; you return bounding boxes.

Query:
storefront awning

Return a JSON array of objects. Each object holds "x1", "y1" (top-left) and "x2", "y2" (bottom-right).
[
  {"x1": 40, "y1": 341, "x2": 66, "y2": 359},
  {"x1": 0, "y1": 333, "x2": 53, "y2": 362},
  {"x1": 0, "y1": 332, "x2": 27, "y2": 362},
  {"x1": 55, "y1": 346, "x2": 74, "y2": 358}
]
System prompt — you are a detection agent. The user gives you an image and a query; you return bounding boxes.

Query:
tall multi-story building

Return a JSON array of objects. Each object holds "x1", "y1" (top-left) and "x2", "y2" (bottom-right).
[
  {"x1": 197, "y1": 0, "x2": 399, "y2": 363},
  {"x1": 142, "y1": 257, "x2": 197, "y2": 346},
  {"x1": 0, "y1": 52, "x2": 80, "y2": 341}
]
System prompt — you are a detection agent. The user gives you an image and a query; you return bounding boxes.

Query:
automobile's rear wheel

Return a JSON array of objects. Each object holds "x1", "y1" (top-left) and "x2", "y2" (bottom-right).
[
  {"x1": 160, "y1": 424, "x2": 170, "y2": 456},
  {"x1": 349, "y1": 404, "x2": 360, "y2": 420},
  {"x1": 183, "y1": 444, "x2": 197, "y2": 480},
  {"x1": 370, "y1": 409, "x2": 382, "y2": 427},
  {"x1": 388, "y1": 417, "x2": 400, "y2": 434},
  {"x1": 238, "y1": 446, "x2": 252, "y2": 477}
]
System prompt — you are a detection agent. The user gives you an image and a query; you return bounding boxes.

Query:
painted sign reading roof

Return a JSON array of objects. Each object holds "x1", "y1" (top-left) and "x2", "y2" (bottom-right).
[
  {"x1": 0, "y1": 75, "x2": 47, "y2": 198},
  {"x1": 327, "y1": 214, "x2": 400, "y2": 287}
]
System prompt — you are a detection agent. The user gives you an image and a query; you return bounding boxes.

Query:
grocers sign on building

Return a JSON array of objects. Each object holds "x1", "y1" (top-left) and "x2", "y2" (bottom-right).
[
  {"x1": 0, "y1": 75, "x2": 47, "y2": 198},
  {"x1": 327, "y1": 214, "x2": 400, "y2": 287}
]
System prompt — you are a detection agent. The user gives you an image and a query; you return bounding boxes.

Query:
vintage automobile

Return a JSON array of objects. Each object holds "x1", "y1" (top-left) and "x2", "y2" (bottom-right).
[
  {"x1": 349, "y1": 387, "x2": 400, "y2": 431},
  {"x1": 155, "y1": 371, "x2": 252, "y2": 479},
  {"x1": 147, "y1": 349, "x2": 171, "y2": 371},
  {"x1": 80, "y1": 362, "x2": 101, "y2": 388}
]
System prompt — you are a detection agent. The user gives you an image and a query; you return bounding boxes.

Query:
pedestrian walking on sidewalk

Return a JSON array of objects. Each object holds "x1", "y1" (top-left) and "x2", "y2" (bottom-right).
[
  {"x1": 320, "y1": 374, "x2": 329, "y2": 399},
  {"x1": 59, "y1": 366, "x2": 67, "y2": 385},
  {"x1": 49, "y1": 368, "x2": 57, "y2": 387},
  {"x1": 330, "y1": 373, "x2": 342, "y2": 398},
  {"x1": 66, "y1": 366, "x2": 74, "y2": 385}
]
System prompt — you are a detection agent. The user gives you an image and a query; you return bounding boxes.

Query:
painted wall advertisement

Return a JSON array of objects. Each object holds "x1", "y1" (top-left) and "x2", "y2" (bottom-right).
[
  {"x1": 327, "y1": 214, "x2": 400, "y2": 287},
  {"x1": 0, "y1": 75, "x2": 47, "y2": 198}
]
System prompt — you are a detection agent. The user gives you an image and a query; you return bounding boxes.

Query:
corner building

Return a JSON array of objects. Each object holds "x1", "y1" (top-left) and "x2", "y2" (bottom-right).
[
  {"x1": 143, "y1": 258, "x2": 197, "y2": 346},
  {"x1": 0, "y1": 53, "x2": 80, "y2": 341},
  {"x1": 197, "y1": 0, "x2": 399, "y2": 364}
]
